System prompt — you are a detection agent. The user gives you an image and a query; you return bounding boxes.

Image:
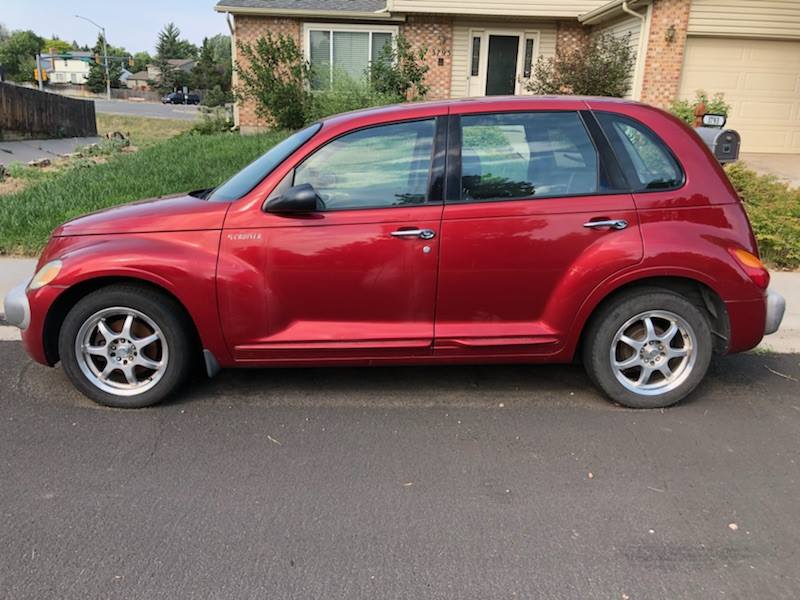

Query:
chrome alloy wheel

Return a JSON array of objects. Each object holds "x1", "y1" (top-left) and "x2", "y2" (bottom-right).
[
  {"x1": 610, "y1": 310, "x2": 697, "y2": 397},
  {"x1": 74, "y1": 307, "x2": 169, "y2": 397}
]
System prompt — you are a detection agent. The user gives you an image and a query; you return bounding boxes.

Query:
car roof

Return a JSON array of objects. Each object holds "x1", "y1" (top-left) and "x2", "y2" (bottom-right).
[{"x1": 320, "y1": 95, "x2": 646, "y2": 129}]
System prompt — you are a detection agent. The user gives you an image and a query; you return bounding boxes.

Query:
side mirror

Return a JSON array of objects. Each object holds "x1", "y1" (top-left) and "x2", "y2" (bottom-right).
[{"x1": 265, "y1": 183, "x2": 323, "y2": 214}]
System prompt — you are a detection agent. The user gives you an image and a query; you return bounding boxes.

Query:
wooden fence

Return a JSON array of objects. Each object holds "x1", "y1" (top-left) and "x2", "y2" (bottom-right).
[{"x1": 0, "y1": 82, "x2": 97, "y2": 140}]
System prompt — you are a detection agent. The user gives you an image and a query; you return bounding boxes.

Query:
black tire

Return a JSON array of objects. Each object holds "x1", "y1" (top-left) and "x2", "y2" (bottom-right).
[
  {"x1": 58, "y1": 284, "x2": 194, "y2": 408},
  {"x1": 582, "y1": 287, "x2": 713, "y2": 409}
]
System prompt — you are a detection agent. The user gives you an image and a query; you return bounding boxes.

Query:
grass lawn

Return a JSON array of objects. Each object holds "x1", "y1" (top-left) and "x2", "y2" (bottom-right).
[
  {"x1": 96, "y1": 114, "x2": 195, "y2": 147},
  {"x1": 0, "y1": 130, "x2": 288, "y2": 256}
]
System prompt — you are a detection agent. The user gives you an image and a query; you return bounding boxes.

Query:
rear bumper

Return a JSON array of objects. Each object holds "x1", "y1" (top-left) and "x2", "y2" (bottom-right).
[{"x1": 764, "y1": 289, "x2": 786, "y2": 335}]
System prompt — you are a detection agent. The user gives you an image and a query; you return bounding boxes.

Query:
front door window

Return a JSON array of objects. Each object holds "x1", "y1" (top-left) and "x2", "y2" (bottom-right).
[{"x1": 486, "y1": 35, "x2": 519, "y2": 95}]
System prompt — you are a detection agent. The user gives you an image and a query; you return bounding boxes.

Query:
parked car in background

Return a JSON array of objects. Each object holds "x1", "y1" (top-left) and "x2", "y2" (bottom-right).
[
  {"x1": 3, "y1": 97, "x2": 785, "y2": 409},
  {"x1": 161, "y1": 92, "x2": 200, "y2": 105}
]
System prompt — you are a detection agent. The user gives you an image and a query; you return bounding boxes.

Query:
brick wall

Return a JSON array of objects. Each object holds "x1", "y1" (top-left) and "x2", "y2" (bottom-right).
[
  {"x1": 400, "y1": 16, "x2": 453, "y2": 100},
  {"x1": 233, "y1": 16, "x2": 301, "y2": 132},
  {"x1": 639, "y1": 0, "x2": 691, "y2": 108},
  {"x1": 555, "y1": 20, "x2": 590, "y2": 56}
]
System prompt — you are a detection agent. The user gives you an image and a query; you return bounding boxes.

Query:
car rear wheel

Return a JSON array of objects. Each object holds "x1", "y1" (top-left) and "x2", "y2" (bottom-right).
[
  {"x1": 59, "y1": 285, "x2": 193, "y2": 408},
  {"x1": 583, "y1": 288, "x2": 712, "y2": 408}
]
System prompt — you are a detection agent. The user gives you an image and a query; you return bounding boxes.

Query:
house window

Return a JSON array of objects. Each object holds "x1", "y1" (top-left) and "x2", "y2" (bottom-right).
[{"x1": 306, "y1": 24, "x2": 397, "y2": 90}]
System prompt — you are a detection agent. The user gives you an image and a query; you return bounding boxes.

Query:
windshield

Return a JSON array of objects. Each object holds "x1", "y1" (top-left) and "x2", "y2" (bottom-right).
[{"x1": 207, "y1": 123, "x2": 322, "y2": 202}]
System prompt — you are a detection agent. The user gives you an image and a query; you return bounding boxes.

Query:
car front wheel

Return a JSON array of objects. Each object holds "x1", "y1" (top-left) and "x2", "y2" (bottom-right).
[
  {"x1": 583, "y1": 288, "x2": 713, "y2": 409},
  {"x1": 58, "y1": 285, "x2": 193, "y2": 408}
]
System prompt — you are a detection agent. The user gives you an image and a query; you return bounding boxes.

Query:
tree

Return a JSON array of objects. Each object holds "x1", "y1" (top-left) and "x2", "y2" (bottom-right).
[
  {"x1": 0, "y1": 23, "x2": 10, "y2": 43},
  {"x1": 526, "y1": 33, "x2": 635, "y2": 97},
  {"x1": 156, "y1": 23, "x2": 197, "y2": 59},
  {"x1": 131, "y1": 51, "x2": 151, "y2": 73},
  {"x1": 0, "y1": 29, "x2": 45, "y2": 81},
  {"x1": 191, "y1": 36, "x2": 232, "y2": 103},
  {"x1": 44, "y1": 38, "x2": 73, "y2": 54},
  {"x1": 206, "y1": 33, "x2": 231, "y2": 64},
  {"x1": 236, "y1": 33, "x2": 312, "y2": 129},
  {"x1": 85, "y1": 33, "x2": 122, "y2": 92}
]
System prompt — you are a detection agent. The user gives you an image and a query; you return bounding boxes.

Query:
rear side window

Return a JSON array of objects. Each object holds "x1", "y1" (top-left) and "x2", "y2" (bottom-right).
[
  {"x1": 459, "y1": 111, "x2": 599, "y2": 202},
  {"x1": 596, "y1": 112, "x2": 683, "y2": 191}
]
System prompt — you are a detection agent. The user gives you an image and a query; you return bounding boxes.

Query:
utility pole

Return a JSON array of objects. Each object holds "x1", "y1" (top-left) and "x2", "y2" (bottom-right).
[
  {"x1": 75, "y1": 14, "x2": 111, "y2": 101},
  {"x1": 35, "y1": 54, "x2": 44, "y2": 91}
]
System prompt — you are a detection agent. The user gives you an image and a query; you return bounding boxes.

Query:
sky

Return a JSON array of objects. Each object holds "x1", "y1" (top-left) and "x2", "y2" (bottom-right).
[{"x1": 1, "y1": 0, "x2": 229, "y2": 54}]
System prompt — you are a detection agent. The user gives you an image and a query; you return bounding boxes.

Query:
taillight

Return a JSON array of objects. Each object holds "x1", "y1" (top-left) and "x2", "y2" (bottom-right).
[{"x1": 729, "y1": 248, "x2": 770, "y2": 289}]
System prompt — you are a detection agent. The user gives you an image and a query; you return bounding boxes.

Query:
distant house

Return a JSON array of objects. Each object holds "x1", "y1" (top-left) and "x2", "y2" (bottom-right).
[
  {"x1": 125, "y1": 70, "x2": 151, "y2": 90},
  {"x1": 39, "y1": 51, "x2": 93, "y2": 85},
  {"x1": 146, "y1": 59, "x2": 196, "y2": 80},
  {"x1": 126, "y1": 59, "x2": 196, "y2": 90}
]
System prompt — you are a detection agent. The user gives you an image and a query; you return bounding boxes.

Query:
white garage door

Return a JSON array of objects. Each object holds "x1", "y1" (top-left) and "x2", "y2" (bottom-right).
[{"x1": 679, "y1": 37, "x2": 800, "y2": 153}]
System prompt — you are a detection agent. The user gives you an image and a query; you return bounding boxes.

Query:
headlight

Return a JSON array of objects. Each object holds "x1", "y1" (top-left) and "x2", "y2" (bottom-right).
[{"x1": 28, "y1": 260, "x2": 63, "y2": 290}]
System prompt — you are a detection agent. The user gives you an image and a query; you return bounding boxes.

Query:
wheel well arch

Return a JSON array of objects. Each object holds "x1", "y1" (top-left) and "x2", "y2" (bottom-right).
[
  {"x1": 576, "y1": 276, "x2": 731, "y2": 359},
  {"x1": 42, "y1": 276, "x2": 202, "y2": 366}
]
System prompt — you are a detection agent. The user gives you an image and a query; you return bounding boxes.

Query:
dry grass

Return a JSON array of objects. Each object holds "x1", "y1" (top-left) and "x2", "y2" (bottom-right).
[{"x1": 96, "y1": 114, "x2": 194, "y2": 147}]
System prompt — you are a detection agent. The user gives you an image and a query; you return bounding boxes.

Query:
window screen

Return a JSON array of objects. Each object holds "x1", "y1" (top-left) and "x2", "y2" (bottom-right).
[
  {"x1": 459, "y1": 112, "x2": 599, "y2": 201},
  {"x1": 294, "y1": 120, "x2": 435, "y2": 211}
]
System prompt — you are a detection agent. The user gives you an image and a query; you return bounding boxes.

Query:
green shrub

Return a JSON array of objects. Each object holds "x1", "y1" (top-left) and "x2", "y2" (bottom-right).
[
  {"x1": 236, "y1": 33, "x2": 430, "y2": 127},
  {"x1": 368, "y1": 34, "x2": 430, "y2": 101},
  {"x1": 202, "y1": 84, "x2": 233, "y2": 108},
  {"x1": 725, "y1": 162, "x2": 800, "y2": 270},
  {"x1": 526, "y1": 33, "x2": 635, "y2": 97},
  {"x1": 308, "y1": 72, "x2": 397, "y2": 122},
  {"x1": 185, "y1": 109, "x2": 235, "y2": 135},
  {"x1": 235, "y1": 33, "x2": 312, "y2": 129},
  {"x1": 670, "y1": 91, "x2": 731, "y2": 125}
]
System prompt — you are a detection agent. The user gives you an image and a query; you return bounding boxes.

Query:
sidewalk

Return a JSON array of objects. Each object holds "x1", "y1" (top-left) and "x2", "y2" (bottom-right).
[
  {"x1": 0, "y1": 137, "x2": 101, "y2": 166},
  {"x1": 0, "y1": 257, "x2": 797, "y2": 351}
]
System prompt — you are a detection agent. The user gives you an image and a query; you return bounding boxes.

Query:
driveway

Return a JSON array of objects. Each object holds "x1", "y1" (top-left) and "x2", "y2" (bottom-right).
[
  {"x1": 93, "y1": 99, "x2": 201, "y2": 121},
  {"x1": 740, "y1": 153, "x2": 800, "y2": 188}
]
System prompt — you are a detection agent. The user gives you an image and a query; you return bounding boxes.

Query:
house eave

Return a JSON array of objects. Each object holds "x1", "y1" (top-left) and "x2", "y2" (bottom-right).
[
  {"x1": 578, "y1": 0, "x2": 647, "y2": 25},
  {"x1": 214, "y1": 4, "x2": 403, "y2": 21}
]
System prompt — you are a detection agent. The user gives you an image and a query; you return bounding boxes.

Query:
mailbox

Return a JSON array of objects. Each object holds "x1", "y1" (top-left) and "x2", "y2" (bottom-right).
[{"x1": 695, "y1": 127, "x2": 741, "y2": 164}]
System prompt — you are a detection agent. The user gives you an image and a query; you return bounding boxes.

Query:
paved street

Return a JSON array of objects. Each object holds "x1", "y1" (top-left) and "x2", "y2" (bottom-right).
[
  {"x1": 1, "y1": 341, "x2": 799, "y2": 599},
  {"x1": 92, "y1": 99, "x2": 201, "y2": 121}
]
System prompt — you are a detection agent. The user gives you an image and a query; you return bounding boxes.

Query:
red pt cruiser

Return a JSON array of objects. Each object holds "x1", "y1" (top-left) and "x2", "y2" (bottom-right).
[{"x1": 3, "y1": 97, "x2": 786, "y2": 409}]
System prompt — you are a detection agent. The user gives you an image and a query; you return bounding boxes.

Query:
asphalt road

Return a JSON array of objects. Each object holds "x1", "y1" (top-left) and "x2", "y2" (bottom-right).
[
  {"x1": 2, "y1": 341, "x2": 799, "y2": 599},
  {"x1": 93, "y1": 99, "x2": 201, "y2": 121}
]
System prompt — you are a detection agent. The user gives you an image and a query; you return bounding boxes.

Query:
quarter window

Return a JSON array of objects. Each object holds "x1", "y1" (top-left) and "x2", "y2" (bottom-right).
[
  {"x1": 459, "y1": 112, "x2": 599, "y2": 201},
  {"x1": 294, "y1": 119, "x2": 435, "y2": 211},
  {"x1": 596, "y1": 112, "x2": 683, "y2": 191}
]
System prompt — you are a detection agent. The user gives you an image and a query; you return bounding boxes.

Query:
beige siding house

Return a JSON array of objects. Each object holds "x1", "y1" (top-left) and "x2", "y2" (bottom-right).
[{"x1": 216, "y1": 0, "x2": 800, "y2": 154}]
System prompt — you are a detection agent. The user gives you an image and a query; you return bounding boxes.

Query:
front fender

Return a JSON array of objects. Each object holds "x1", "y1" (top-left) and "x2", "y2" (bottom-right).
[{"x1": 33, "y1": 232, "x2": 231, "y2": 366}]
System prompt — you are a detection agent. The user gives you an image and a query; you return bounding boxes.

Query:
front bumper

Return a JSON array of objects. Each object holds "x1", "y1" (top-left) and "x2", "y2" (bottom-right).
[
  {"x1": 764, "y1": 288, "x2": 786, "y2": 335},
  {"x1": 2, "y1": 277, "x2": 32, "y2": 330}
]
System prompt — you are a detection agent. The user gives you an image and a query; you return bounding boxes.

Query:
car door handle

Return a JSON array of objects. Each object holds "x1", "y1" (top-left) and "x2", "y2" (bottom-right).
[
  {"x1": 583, "y1": 219, "x2": 629, "y2": 230},
  {"x1": 390, "y1": 228, "x2": 436, "y2": 240}
]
